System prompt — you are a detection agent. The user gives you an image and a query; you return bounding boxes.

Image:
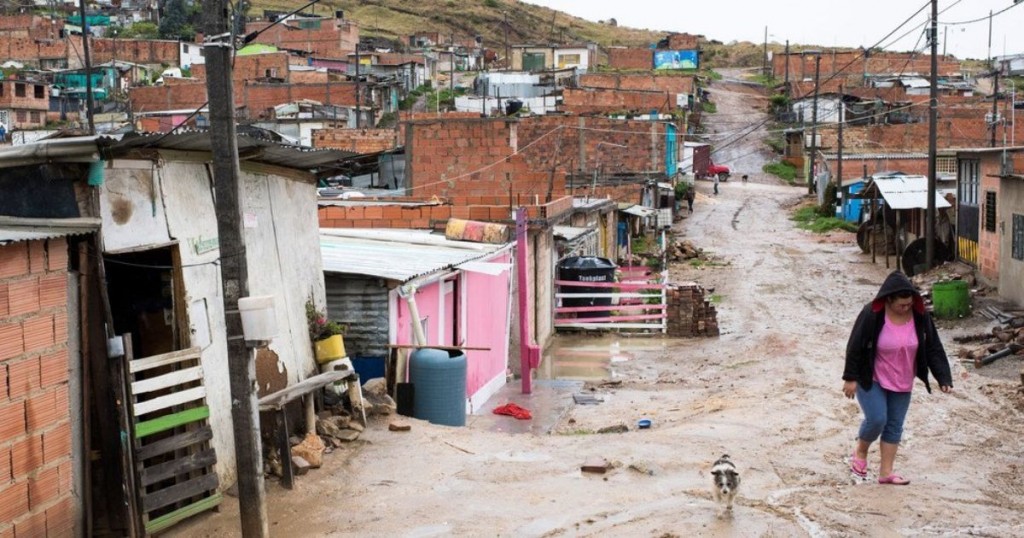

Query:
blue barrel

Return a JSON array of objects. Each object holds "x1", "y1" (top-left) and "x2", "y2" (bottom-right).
[{"x1": 409, "y1": 348, "x2": 467, "y2": 427}]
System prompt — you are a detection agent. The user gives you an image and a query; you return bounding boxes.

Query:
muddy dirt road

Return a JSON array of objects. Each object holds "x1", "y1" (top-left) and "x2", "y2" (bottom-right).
[{"x1": 172, "y1": 76, "x2": 1024, "y2": 538}]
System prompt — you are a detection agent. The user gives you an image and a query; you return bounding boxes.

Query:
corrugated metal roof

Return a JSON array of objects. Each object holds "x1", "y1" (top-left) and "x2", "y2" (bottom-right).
[
  {"x1": 0, "y1": 217, "x2": 101, "y2": 245},
  {"x1": 320, "y1": 228, "x2": 507, "y2": 283},
  {"x1": 874, "y1": 176, "x2": 952, "y2": 210},
  {"x1": 553, "y1": 226, "x2": 592, "y2": 241}
]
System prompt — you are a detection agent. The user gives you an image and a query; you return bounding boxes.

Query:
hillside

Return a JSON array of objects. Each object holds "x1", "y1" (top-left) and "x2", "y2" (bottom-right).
[{"x1": 249, "y1": 0, "x2": 666, "y2": 51}]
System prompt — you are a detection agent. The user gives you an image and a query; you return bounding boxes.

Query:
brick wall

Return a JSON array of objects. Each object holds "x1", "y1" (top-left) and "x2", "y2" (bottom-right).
[
  {"x1": 978, "y1": 156, "x2": 1003, "y2": 282},
  {"x1": 773, "y1": 51, "x2": 961, "y2": 82},
  {"x1": 312, "y1": 128, "x2": 398, "y2": 152},
  {"x1": 665, "y1": 283, "x2": 719, "y2": 337},
  {"x1": 288, "y1": 69, "x2": 329, "y2": 84},
  {"x1": 405, "y1": 118, "x2": 567, "y2": 199},
  {"x1": 560, "y1": 87, "x2": 675, "y2": 115},
  {"x1": 90, "y1": 38, "x2": 181, "y2": 66},
  {"x1": 665, "y1": 33, "x2": 700, "y2": 50},
  {"x1": 0, "y1": 238, "x2": 74, "y2": 538},
  {"x1": 129, "y1": 81, "x2": 359, "y2": 116},
  {"x1": 579, "y1": 73, "x2": 695, "y2": 95},
  {"x1": 191, "y1": 52, "x2": 292, "y2": 84},
  {"x1": 245, "y1": 19, "x2": 358, "y2": 59},
  {"x1": 516, "y1": 116, "x2": 667, "y2": 175},
  {"x1": 818, "y1": 110, "x2": 1024, "y2": 154},
  {"x1": 606, "y1": 48, "x2": 652, "y2": 70},
  {"x1": 0, "y1": 37, "x2": 68, "y2": 67},
  {"x1": 0, "y1": 81, "x2": 50, "y2": 111},
  {"x1": 318, "y1": 195, "x2": 573, "y2": 229}
]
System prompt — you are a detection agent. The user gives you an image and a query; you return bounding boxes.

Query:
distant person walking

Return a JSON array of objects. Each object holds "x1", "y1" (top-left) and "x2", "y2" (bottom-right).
[
  {"x1": 684, "y1": 186, "x2": 694, "y2": 213},
  {"x1": 713, "y1": 173, "x2": 720, "y2": 195},
  {"x1": 0, "y1": 122, "x2": 6, "y2": 144}
]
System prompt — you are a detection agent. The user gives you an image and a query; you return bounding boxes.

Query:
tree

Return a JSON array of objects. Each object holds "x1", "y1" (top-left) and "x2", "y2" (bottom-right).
[
  {"x1": 120, "y1": 22, "x2": 159, "y2": 39},
  {"x1": 159, "y1": 0, "x2": 190, "y2": 39}
]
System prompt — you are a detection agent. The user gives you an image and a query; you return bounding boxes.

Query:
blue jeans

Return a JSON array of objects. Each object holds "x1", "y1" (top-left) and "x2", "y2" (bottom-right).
[{"x1": 856, "y1": 383, "x2": 912, "y2": 444}]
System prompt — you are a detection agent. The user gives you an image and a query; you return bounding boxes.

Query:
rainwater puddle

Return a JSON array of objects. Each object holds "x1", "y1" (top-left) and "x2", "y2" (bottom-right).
[{"x1": 537, "y1": 335, "x2": 664, "y2": 381}]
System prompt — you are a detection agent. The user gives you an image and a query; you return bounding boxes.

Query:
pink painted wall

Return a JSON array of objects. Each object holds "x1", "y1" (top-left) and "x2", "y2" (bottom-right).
[
  {"x1": 462, "y1": 251, "x2": 512, "y2": 399},
  {"x1": 393, "y1": 250, "x2": 513, "y2": 404}
]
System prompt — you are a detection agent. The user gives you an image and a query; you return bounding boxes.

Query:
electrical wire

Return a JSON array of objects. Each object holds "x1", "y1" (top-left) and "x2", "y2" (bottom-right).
[{"x1": 939, "y1": 1, "x2": 1022, "y2": 25}]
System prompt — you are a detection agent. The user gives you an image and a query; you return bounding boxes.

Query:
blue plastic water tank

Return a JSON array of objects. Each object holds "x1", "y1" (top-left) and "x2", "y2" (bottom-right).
[{"x1": 409, "y1": 348, "x2": 467, "y2": 427}]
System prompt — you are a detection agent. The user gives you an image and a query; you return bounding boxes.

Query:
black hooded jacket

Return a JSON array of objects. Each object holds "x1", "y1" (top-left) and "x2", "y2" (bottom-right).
[{"x1": 843, "y1": 272, "x2": 953, "y2": 393}]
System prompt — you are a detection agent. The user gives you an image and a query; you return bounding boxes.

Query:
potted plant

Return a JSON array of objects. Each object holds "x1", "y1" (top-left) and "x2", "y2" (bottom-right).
[{"x1": 306, "y1": 300, "x2": 346, "y2": 364}]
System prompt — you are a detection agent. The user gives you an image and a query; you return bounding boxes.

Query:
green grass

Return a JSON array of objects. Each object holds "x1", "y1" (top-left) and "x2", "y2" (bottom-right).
[
  {"x1": 763, "y1": 161, "x2": 798, "y2": 183},
  {"x1": 709, "y1": 294, "x2": 723, "y2": 304},
  {"x1": 705, "y1": 69, "x2": 723, "y2": 80},
  {"x1": 749, "y1": 73, "x2": 777, "y2": 86},
  {"x1": 791, "y1": 206, "x2": 858, "y2": 233},
  {"x1": 702, "y1": 101, "x2": 717, "y2": 113}
]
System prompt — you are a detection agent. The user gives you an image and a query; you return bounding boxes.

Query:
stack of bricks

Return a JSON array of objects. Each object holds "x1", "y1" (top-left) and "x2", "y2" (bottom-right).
[
  {"x1": 0, "y1": 238, "x2": 73, "y2": 537},
  {"x1": 665, "y1": 283, "x2": 719, "y2": 337}
]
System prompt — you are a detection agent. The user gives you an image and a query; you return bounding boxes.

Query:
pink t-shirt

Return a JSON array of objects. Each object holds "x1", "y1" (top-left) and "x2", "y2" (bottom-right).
[{"x1": 874, "y1": 315, "x2": 918, "y2": 392}]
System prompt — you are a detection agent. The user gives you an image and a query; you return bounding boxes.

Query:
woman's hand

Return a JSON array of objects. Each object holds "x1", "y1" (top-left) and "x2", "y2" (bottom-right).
[{"x1": 843, "y1": 380, "x2": 858, "y2": 399}]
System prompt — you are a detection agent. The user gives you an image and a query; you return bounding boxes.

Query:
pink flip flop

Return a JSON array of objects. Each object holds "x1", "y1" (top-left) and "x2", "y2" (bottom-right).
[
  {"x1": 878, "y1": 473, "x2": 910, "y2": 485},
  {"x1": 849, "y1": 453, "x2": 867, "y2": 477}
]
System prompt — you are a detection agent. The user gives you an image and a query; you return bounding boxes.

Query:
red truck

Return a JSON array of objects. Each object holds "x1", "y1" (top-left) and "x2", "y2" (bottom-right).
[{"x1": 681, "y1": 142, "x2": 731, "y2": 181}]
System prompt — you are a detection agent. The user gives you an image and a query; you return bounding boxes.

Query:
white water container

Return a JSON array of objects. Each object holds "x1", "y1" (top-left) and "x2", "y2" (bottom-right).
[{"x1": 238, "y1": 295, "x2": 277, "y2": 341}]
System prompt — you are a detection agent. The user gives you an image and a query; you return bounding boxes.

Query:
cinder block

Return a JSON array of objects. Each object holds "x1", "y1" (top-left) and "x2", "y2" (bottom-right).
[
  {"x1": 13, "y1": 508, "x2": 46, "y2": 538},
  {"x1": 45, "y1": 497, "x2": 73, "y2": 537},
  {"x1": 38, "y1": 350, "x2": 68, "y2": 388},
  {"x1": 26, "y1": 389, "x2": 63, "y2": 433},
  {"x1": 0, "y1": 322, "x2": 24, "y2": 363},
  {"x1": 9, "y1": 434, "x2": 41, "y2": 478},
  {"x1": 37, "y1": 275, "x2": 65, "y2": 310},
  {"x1": 21, "y1": 315, "x2": 53, "y2": 355},
  {"x1": 43, "y1": 421, "x2": 71, "y2": 463},
  {"x1": 27, "y1": 242, "x2": 46, "y2": 275},
  {"x1": 0, "y1": 244, "x2": 30, "y2": 279},
  {"x1": 0, "y1": 401, "x2": 26, "y2": 445},
  {"x1": 6, "y1": 278, "x2": 39, "y2": 317},
  {"x1": 7, "y1": 357, "x2": 40, "y2": 399},
  {"x1": 0, "y1": 482, "x2": 29, "y2": 528},
  {"x1": 28, "y1": 465, "x2": 59, "y2": 509}
]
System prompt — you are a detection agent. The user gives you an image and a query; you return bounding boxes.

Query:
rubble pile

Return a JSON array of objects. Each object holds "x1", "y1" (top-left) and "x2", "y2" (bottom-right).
[
  {"x1": 954, "y1": 307, "x2": 1024, "y2": 371},
  {"x1": 264, "y1": 379, "x2": 398, "y2": 481},
  {"x1": 667, "y1": 238, "x2": 709, "y2": 263}
]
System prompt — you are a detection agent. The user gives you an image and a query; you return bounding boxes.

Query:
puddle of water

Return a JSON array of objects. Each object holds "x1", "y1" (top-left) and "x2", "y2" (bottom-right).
[{"x1": 537, "y1": 335, "x2": 660, "y2": 381}]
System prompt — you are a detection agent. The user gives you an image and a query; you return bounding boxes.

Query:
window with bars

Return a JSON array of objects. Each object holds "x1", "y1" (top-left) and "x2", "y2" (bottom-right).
[
  {"x1": 958, "y1": 158, "x2": 980, "y2": 205},
  {"x1": 1013, "y1": 214, "x2": 1024, "y2": 261},
  {"x1": 984, "y1": 191, "x2": 997, "y2": 232},
  {"x1": 937, "y1": 157, "x2": 956, "y2": 175}
]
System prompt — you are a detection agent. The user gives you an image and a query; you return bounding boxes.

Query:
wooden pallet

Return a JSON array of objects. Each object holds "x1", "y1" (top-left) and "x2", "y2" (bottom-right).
[{"x1": 123, "y1": 346, "x2": 221, "y2": 535}]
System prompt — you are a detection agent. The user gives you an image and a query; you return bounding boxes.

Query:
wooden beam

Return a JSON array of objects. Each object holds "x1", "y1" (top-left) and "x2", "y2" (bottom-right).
[
  {"x1": 131, "y1": 365, "x2": 203, "y2": 395},
  {"x1": 128, "y1": 347, "x2": 202, "y2": 374},
  {"x1": 142, "y1": 472, "x2": 219, "y2": 513},
  {"x1": 137, "y1": 426, "x2": 213, "y2": 461},
  {"x1": 145, "y1": 494, "x2": 223, "y2": 535},
  {"x1": 141, "y1": 449, "x2": 217, "y2": 487},
  {"x1": 135, "y1": 406, "x2": 210, "y2": 439},
  {"x1": 133, "y1": 386, "x2": 207, "y2": 416}
]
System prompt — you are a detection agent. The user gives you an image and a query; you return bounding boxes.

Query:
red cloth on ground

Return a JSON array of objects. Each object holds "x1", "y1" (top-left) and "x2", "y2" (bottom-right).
[{"x1": 492, "y1": 403, "x2": 532, "y2": 420}]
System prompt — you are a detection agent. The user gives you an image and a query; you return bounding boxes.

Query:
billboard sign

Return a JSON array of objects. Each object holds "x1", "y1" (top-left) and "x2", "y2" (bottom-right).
[{"x1": 653, "y1": 50, "x2": 698, "y2": 70}]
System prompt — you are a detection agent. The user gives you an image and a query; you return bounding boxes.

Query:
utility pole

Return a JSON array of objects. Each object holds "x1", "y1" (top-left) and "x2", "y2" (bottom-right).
[
  {"x1": 763, "y1": 26, "x2": 768, "y2": 78},
  {"x1": 808, "y1": 53, "x2": 821, "y2": 195},
  {"x1": 355, "y1": 45, "x2": 361, "y2": 128},
  {"x1": 784, "y1": 40, "x2": 789, "y2": 87},
  {"x1": 78, "y1": 0, "x2": 95, "y2": 134},
  {"x1": 503, "y1": 11, "x2": 510, "y2": 70},
  {"x1": 837, "y1": 84, "x2": 844, "y2": 193},
  {"x1": 926, "y1": 0, "x2": 938, "y2": 269},
  {"x1": 202, "y1": 0, "x2": 268, "y2": 535},
  {"x1": 991, "y1": 71, "x2": 1000, "y2": 148}
]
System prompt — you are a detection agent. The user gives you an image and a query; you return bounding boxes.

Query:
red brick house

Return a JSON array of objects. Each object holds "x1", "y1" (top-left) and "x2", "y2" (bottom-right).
[
  {"x1": 1, "y1": 228, "x2": 85, "y2": 537},
  {"x1": 0, "y1": 80, "x2": 50, "y2": 130}
]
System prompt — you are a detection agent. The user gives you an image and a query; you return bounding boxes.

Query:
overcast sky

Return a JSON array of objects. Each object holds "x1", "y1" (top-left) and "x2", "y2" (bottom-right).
[{"x1": 523, "y1": 0, "x2": 1023, "y2": 60}]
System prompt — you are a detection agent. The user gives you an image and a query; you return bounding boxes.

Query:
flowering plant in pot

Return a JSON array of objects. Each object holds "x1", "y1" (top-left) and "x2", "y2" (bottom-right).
[{"x1": 306, "y1": 300, "x2": 346, "y2": 363}]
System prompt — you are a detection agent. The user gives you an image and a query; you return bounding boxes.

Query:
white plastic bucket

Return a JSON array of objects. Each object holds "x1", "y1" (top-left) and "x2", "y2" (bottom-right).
[{"x1": 238, "y1": 295, "x2": 277, "y2": 341}]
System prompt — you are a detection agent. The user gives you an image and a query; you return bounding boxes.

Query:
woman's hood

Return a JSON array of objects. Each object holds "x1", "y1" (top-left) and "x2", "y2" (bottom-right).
[{"x1": 871, "y1": 271, "x2": 925, "y2": 314}]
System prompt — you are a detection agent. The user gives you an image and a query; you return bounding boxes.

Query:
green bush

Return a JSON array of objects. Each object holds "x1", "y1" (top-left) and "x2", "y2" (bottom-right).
[
  {"x1": 791, "y1": 206, "x2": 857, "y2": 233},
  {"x1": 702, "y1": 101, "x2": 717, "y2": 113},
  {"x1": 763, "y1": 161, "x2": 798, "y2": 183}
]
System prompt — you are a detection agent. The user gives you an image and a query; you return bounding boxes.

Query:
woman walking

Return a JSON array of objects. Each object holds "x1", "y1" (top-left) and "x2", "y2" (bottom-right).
[{"x1": 843, "y1": 271, "x2": 953, "y2": 485}]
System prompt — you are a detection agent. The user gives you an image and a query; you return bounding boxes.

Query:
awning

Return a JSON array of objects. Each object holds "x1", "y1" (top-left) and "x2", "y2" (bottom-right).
[
  {"x1": 872, "y1": 176, "x2": 951, "y2": 210},
  {"x1": 619, "y1": 205, "x2": 659, "y2": 218},
  {"x1": 0, "y1": 216, "x2": 101, "y2": 245}
]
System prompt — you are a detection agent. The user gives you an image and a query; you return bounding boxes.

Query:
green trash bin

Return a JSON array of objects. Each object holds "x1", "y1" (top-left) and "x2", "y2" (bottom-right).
[{"x1": 931, "y1": 281, "x2": 970, "y2": 319}]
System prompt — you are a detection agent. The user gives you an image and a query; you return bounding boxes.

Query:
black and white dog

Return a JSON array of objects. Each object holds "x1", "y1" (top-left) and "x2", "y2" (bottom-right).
[{"x1": 710, "y1": 454, "x2": 741, "y2": 513}]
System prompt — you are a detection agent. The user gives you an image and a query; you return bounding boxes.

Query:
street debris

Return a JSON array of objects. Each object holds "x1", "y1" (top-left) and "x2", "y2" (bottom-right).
[
  {"x1": 572, "y1": 393, "x2": 604, "y2": 405},
  {"x1": 389, "y1": 420, "x2": 412, "y2": 432},
  {"x1": 492, "y1": 403, "x2": 532, "y2": 420},
  {"x1": 954, "y1": 305, "x2": 1024, "y2": 368},
  {"x1": 581, "y1": 457, "x2": 611, "y2": 474},
  {"x1": 597, "y1": 423, "x2": 629, "y2": 434}
]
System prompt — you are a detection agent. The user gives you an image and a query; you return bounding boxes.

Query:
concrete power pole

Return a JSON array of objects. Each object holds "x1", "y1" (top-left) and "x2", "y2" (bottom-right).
[
  {"x1": 77, "y1": 0, "x2": 95, "y2": 134},
  {"x1": 202, "y1": 0, "x2": 269, "y2": 535},
  {"x1": 808, "y1": 54, "x2": 821, "y2": 195},
  {"x1": 926, "y1": 0, "x2": 939, "y2": 268}
]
